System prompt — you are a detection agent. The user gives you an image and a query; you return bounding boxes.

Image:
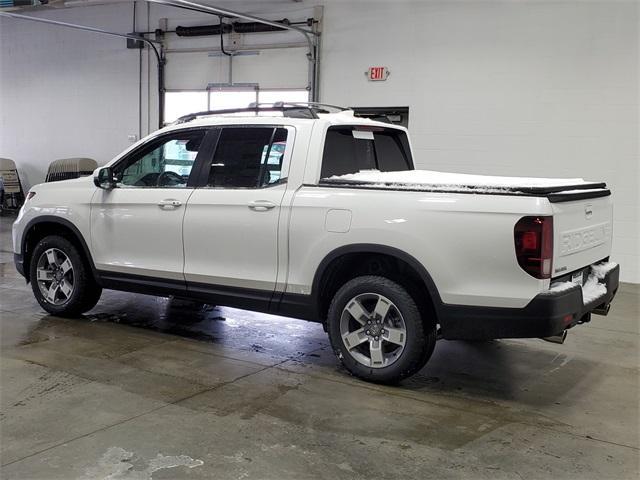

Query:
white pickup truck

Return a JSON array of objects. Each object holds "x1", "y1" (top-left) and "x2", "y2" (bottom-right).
[{"x1": 12, "y1": 103, "x2": 619, "y2": 383}]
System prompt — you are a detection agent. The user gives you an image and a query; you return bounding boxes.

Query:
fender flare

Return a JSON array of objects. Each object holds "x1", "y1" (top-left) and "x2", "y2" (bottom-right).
[
  {"x1": 311, "y1": 243, "x2": 444, "y2": 317},
  {"x1": 20, "y1": 215, "x2": 98, "y2": 281}
]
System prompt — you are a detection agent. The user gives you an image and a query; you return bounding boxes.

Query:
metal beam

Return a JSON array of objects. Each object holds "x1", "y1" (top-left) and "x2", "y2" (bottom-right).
[
  {"x1": 0, "y1": 11, "x2": 161, "y2": 48},
  {"x1": 165, "y1": 42, "x2": 309, "y2": 54},
  {"x1": 144, "y1": 0, "x2": 316, "y2": 39},
  {"x1": 144, "y1": 0, "x2": 320, "y2": 101},
  {"x1": 0, "y1": 10, "x2": 167, "y2": 128}
]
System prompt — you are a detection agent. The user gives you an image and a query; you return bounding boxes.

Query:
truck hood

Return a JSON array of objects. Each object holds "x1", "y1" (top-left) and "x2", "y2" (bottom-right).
[{"x1": 29, "y1": 175, "x2": 94, "y2": 193}]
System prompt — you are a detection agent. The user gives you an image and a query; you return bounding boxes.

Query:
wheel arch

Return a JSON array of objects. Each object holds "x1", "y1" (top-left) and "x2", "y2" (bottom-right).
[
  {"x1": 311, "y1": 244, "x2": 444, "y2": 324},
  {"x1": 21, "y1": 216, "x2": 97, "y2": 283}
]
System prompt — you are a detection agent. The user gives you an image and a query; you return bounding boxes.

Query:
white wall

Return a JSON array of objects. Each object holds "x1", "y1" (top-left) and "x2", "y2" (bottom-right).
[
  {"x1": 318, "y1": 0, "x2": 639, "y2": 283},
  {"x1": 1, "y1": 0, "x2": 638, "y2": 282},
  {"x1": 0, "y1": 3, "x2": 140, "y2": 189}
]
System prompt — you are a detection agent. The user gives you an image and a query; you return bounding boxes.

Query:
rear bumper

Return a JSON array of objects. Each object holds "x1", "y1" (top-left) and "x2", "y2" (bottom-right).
[{"x1": 440, "y1": 264, "x2": 620, "y2": 340}]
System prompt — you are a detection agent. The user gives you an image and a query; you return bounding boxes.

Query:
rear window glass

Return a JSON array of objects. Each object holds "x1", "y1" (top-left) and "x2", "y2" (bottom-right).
[{"x1": 320, "y1": 126, "x2": 413, "y2": 178}]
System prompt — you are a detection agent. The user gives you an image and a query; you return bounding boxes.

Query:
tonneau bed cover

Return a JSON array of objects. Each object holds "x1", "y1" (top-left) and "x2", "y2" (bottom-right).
[{"x1": 319, "y1": 170, "x2": 610, "y2": 203}]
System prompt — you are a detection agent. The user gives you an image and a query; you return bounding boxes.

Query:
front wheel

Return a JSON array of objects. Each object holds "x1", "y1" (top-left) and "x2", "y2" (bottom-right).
[
  {"x1": 327, "y1": 275, "x2": 436, "y2": 384},
  {"x1": 30, "y1": 235, "x2": 102, "y2": 317}
]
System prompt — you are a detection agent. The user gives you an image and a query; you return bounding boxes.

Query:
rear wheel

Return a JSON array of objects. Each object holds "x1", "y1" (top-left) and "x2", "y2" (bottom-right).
[
  {"x1": 30, "y1": 235, "x2": 102, "y2": 316},
  {"x1": 327, "y1": 275, "x2": 436, "y2": 384}
]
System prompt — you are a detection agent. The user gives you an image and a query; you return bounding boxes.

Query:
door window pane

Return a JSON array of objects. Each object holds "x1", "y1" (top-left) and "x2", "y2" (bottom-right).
[
  {"x1": 207, "y1": 127, "x2": 288, "y2": 188},
  {"x1": 164, "y1": 92, "x2": 208, "y2": 123},
  {"x1": 263, "y1": 128, "x2": 288, "y2": 185},
  {"x1": 117, "y1": 130, "x2": 205, "y2": 188}
]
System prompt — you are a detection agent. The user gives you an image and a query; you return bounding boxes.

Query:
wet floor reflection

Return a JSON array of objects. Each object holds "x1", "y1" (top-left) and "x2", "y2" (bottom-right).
[
  {"x1": 86, "y1": 298, "x2": 223, "y2": 343},
  {"x1": 81, "y1": 291, "x2": 329, "y2": 359},
  {"x1": 1, "y1": 278, "x2": 626, "y2": 409}
]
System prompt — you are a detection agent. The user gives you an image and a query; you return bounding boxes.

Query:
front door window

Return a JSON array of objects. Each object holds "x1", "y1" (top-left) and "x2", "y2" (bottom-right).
[{"x1": 116, "y1": 129, "x2": 206, "y2": 188}]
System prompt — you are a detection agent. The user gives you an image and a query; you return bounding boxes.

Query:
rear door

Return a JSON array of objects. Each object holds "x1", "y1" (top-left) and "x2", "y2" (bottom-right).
[
  {"x1": 551, "y1": 194, "x2": 613, "y2": 277},
  {"x1": 182, "y1": 125, "x2": 293, "y2": 307}
]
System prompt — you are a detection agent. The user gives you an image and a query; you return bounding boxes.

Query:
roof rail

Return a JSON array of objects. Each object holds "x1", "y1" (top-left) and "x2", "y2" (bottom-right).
[{"x1": 173, "y1": 102, "x2": 352, "y2": 124}]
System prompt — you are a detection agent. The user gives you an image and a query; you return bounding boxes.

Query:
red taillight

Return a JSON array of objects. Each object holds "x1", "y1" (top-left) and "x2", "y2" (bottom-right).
[
  {"x1": 514, "y1": 216, "x2": 553, "y2": 279},
  {"x1": 522, "y1": 231, "x2": 538, "y2": 250}
]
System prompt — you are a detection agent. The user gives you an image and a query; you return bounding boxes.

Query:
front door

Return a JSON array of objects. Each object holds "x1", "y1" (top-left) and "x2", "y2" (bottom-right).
[
  {"x1": 91, "y1": 127, "x2": 212, "y2": 282},
  {"x1": 183, "y1": 126, "x2": 292, "y2": 305}
]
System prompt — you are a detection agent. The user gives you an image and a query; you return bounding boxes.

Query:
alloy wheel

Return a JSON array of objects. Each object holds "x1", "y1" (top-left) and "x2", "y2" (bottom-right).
[
  {"x1": 339, "y1": 293, "x2": 407, "y2": 368},
  {"x1": 36, "y1": 248, "x2": 75, "y2": 305}
]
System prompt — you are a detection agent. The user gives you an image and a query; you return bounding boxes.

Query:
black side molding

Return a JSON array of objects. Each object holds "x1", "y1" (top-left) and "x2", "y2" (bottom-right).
[
  {"x1": 97, "y1": 270, "x2": 187, "y2": 297},
  {"x1": 93, "y1": 270, "x2": 318, "y2": 321}
]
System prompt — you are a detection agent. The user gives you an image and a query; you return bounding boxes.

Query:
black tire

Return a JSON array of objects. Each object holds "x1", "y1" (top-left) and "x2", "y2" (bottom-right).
[
  {"x1": 29, "y1": 235, "x2": 102, "y2": 317},
  {"x1": 327, "y1": 275, "x2": 436, "y2": 384},
  {"x1": 78, "y1": 282, "x2": 103, "y2": 313}
]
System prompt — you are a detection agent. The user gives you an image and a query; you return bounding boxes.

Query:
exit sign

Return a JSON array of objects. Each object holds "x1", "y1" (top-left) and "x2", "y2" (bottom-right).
[{"x1": 367, "y1": 66, "x2": 390, "y2": 81}]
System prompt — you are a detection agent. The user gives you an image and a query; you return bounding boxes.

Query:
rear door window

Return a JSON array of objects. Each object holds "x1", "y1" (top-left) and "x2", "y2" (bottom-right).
[
  {"x1": 207, "y1": 127, "x2": 289, "y2": 188},
  {"x1": 320, "y1": 126, "x2": 413, "y2": 178}
]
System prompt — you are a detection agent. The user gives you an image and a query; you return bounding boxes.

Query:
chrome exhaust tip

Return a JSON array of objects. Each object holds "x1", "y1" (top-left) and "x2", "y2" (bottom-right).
[
  {"x1": 541, "y1": 330, "x2": 567, "y2": 345},
  {"x1": 593, "y1": 303, "x2": 611, "y2": 316}
]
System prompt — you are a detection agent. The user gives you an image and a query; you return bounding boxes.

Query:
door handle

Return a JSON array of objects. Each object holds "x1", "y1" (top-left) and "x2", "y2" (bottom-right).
[
  {"x1": 248, "y1": 200, "x2": 276, "y2": 211},
  {"x1": 158, "y1": 199, "x2": 182, "y2": 209}
]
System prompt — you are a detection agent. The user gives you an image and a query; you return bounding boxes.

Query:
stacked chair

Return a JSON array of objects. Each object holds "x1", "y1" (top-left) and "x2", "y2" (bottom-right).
[
  {"x1": 45, "y1": 157, "x2": 98, "y2": 183},
  {"x1": 0, "y1": 158, "x2": 25, "y2": 213}
]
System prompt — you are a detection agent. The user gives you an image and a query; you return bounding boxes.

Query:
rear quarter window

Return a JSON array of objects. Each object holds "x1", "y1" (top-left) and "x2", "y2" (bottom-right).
[{"x1": 320, "y1": 126, "x2": 413, "y2": 178}]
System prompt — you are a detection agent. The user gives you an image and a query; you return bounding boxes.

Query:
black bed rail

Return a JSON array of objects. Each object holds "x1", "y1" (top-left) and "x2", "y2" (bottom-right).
[{"x1": 316, "y1": 178, "x2": 610, "y2": 202}]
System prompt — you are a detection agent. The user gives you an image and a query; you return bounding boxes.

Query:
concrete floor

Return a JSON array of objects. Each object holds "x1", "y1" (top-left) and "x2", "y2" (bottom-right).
[{"x1": 0, "y1": 214, "x2": 638, "y2": 480}]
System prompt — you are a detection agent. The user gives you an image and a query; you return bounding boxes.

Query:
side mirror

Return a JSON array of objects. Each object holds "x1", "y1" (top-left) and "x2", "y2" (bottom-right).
[{"x1": 94, "y1": 167, "x2": 116, "y2": 189}]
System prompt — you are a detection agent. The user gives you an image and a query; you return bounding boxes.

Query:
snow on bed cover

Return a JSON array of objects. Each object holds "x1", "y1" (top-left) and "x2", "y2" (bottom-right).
[
  {"x1": 324, "y1": 169, "x2": 594, "y2": 191},
  {"x1": 546, "y1": 261, "x2": 617, "y2": 306}
]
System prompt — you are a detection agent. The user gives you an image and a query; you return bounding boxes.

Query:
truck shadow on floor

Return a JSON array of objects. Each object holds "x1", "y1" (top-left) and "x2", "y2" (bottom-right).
[{"x1": 9, "y1": 290, "x2": 605, "y2": 413}]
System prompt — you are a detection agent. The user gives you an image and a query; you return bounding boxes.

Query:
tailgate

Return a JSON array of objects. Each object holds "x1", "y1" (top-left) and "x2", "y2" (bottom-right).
[{"x1": 551, "y1": 194, "x2": 613, "y2": 278}]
